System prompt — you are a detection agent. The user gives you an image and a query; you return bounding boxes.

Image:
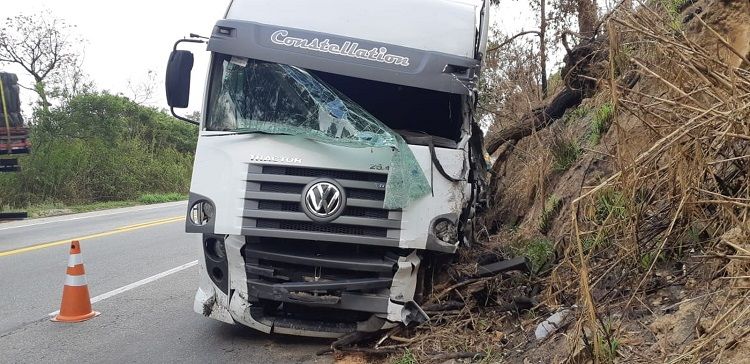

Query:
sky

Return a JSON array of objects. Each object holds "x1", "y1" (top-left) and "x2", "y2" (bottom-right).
[
  {"x1": 2, "y1": 0, "x2": 227, "y2": 114},
  {"x1": 2, "y1": 1, "x2": 535, "y2": 116}
]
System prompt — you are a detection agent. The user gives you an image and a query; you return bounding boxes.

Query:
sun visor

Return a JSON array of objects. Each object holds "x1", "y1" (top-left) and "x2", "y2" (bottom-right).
[{"x1": 207, "y1": 20, "x2": 480, "y2": 95}]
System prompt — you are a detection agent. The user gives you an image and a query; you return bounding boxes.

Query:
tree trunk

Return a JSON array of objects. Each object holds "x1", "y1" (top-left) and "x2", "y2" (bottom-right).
[
  {"x1": 540, "y1": 0, "x2": 548, "y2": 98},
  {"x1": 577, "y1": 0, "x2": 598, "y2": 38},
  {"x1": 485, "y1": 88, "x2": 583, "y2": 155}
]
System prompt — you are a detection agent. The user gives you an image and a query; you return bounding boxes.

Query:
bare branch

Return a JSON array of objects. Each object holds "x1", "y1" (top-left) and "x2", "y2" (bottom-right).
[
  {"x1": 0, "y1": 11, "x2": 84, "y2": 109},
  {"x1": 486, "y1": 30, "x2": 542, "y2": 53}
]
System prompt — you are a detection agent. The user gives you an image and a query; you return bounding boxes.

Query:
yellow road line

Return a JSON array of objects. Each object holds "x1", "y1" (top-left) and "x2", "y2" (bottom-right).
[{"x1": 0, "y1": 216, "x2": 184, "y2": 258}]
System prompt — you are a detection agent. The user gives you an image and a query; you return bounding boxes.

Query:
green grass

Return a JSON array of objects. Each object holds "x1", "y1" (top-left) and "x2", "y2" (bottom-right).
[
  {"x1": 539, "y1": 194, "x2": 562, "y2": 234},
  {"x1": 594, "y1": 188, "x2": 627, "y2": 224},
  {"x1": 2, "y1": 193, "x2": 187, "y2": 219},
  {"x1": 392, "y1": 349, "x2": 417, "y2": 364},
  {"x1": 5, "y1": 202, "x2": 68, "y2": 218},
  {"x1": 577, "y1": 187, "x2": 628, "y2": 254},
  {"x1": 477, "y1": 349, "x2": 499, "y2": 364},
  {"x1": 590, "y1": 103, "x2": 614, "y2": 145},
  {"x1": 551, "y1": 137, "x2": 582, "y2": 171},
  {"x1": 582, "y1": 232, "x2": 611, "y2": 253},
  {"x1": 639, "y1": 250, "x2": 664, "y2": 272},
  {"x1": 597, "y1": 320, "x2": 620, "y2": 363},
  {"x1": 138, "y1": 192, "x2": 187, "y2": 204},
  {"x1": 70, "y1": 201, "x2": 143, "y2": 213},
  {"x1": 568, "y1": 105, "x2": 590, "y2": 121},
  {"x1": 513, "y1": 238, "x2": 555, "y2": 274},
  {"x1": 582, "y1": 235, "x2": 601, "y2": 253},
  {"x1": 661, "y1": 0, "x2": 691, "y2": 30}
]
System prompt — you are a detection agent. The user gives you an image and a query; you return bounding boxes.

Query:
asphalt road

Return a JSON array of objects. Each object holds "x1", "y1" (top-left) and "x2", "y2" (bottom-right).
[{"x1": 0, "y1": 202, "x2": 331, "y2": 363}]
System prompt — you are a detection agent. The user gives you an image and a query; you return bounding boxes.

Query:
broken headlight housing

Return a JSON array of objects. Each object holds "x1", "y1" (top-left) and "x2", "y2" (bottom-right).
[{"x1": 189, "y1": 200, "x2": 214, "y2": 226}]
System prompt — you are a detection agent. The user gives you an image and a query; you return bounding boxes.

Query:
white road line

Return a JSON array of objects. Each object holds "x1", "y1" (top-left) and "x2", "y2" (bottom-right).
[
  {"x1": 0, "y1": 202, "x2": 184, "y2": 232},
  {"x1": 49, "y1": 260, "x2": 199, "y2": 317}
]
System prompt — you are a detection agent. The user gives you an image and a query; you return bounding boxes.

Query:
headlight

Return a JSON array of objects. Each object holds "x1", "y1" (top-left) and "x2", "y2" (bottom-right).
[{"x1": 189, "y1": 200, "x2": 214, "y2": 226}]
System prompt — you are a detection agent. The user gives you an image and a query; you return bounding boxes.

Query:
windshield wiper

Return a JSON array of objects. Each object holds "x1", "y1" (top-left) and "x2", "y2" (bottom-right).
[{"x1": 203, "y1": 130, "x2": 293, "y2": 137}]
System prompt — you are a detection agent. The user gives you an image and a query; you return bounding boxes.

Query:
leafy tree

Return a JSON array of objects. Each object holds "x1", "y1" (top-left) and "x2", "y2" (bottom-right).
[
  {"x1": 0, "y1": 11, "x2": 84, "y2": 111},
  {"x1": 1, "y1": 93, "x2": 198, "y2": 206},
  {"x1": 48, "y1": 56, "x2": 94, "y2": 101}
]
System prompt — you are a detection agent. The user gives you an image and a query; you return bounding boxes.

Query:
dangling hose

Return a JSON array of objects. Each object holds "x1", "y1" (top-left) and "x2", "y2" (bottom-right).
[{"x1": 0, "y1": 76, "x2": 12, "y2": 154}]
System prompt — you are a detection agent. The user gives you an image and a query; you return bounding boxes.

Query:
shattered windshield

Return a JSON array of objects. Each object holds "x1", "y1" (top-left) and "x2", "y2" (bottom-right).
[{"x1": 205, "y1": 54, "x2": 430, "y2": 209}]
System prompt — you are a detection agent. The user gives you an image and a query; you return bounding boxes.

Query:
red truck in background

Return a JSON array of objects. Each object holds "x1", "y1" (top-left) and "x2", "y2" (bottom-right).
[
  {"x1": 0, "y1": 72, "x2": 29, "y2": 170},
  {"x1": 1, "y1": 72, "x2": 29, "y2": 220}
]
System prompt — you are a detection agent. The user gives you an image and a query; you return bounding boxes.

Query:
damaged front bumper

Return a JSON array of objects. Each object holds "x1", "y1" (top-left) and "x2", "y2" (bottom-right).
[{"x1": 194, "y1": 235, "x2": 429, "y2": 338}]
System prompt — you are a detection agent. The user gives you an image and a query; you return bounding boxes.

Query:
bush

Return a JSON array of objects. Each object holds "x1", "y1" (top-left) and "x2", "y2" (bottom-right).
[{"x1": 0, "y1": 93, "x2": 197, "y2": 207}]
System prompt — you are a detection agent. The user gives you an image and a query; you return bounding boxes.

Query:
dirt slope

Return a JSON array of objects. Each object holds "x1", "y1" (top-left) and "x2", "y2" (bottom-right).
[{"x1": 331, "y1": 1, "x2": 749, "y2": 363}]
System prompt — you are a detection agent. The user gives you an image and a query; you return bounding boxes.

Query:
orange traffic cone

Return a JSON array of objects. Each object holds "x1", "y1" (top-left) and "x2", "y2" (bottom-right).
[{"x1": 52, "y1": 240, "x2": 99, "y2": 322}]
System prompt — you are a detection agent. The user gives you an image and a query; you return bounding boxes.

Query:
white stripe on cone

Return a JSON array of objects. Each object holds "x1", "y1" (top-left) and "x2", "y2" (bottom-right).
[
  {"x1": 67, "y1": 253, "x2": 83, "y2": 267},
  {"x1": 64, "y1": 274, "x2": 88, "y2": 287}
]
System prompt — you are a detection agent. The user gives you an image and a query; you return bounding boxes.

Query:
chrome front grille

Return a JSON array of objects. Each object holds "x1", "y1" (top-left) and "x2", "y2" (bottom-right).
[
  {"x1": 261, "y1": 165, "x2": 387, "y2": 182},
  {"x1": 255, "y1": 219, "x2": 388, "y2": 237},
  {"x1": 256, "y1": 201, "x2": 390, "y2": 219},
  {"x1": 242, "y1": 164, "x2": 401, "y2": 246}
]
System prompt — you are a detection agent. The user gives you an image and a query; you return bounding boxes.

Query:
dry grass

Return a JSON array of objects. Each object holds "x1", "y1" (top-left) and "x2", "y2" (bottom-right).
[
  {"x1": 369, "y1": 249, "x2": 540, "y2": 363},
  {"x1": 423, "y1": 2, "x2": 748, "y2": 362},
  {"x1": 333, "y1": 2, "x2": 749, "y2": 363},
  {"x1": 555, "y1": 2, "x2": 750, "y2": 362}
]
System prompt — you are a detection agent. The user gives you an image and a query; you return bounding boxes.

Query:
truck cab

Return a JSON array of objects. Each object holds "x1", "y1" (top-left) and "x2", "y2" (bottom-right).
[{"x1": 166, "y1": 0, "x2": 490, "y2": 338}]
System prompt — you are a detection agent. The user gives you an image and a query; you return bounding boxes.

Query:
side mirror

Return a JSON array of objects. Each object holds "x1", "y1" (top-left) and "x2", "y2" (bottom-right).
[{"x1": 165, "y1": 50, "x2": 194, "y2": 108}]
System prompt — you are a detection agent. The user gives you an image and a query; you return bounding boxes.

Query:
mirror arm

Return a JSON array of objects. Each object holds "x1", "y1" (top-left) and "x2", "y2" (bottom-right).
[
  {"x1": 173, "y1": 38, "x2": 206, "y2": 51},
  {"x1": 171, "y1": 107, "x2": 199, "y2": 125}
]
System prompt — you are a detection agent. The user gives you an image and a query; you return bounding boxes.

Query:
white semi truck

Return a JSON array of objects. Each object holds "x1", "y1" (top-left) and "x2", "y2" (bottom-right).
[{"x1": 166, "y1": 0, "x2": 490, "y2": 338}]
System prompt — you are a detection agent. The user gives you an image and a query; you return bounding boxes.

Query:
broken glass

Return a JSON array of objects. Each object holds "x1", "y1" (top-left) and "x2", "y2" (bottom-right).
[{"x1": 207, "y1": 55, "x2": 430, "y2": 209}]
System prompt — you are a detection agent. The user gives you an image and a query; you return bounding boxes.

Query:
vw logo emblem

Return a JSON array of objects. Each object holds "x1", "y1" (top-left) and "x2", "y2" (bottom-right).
[{"x1": 301, "y1": 180, "x2": 346, "y2": 222}]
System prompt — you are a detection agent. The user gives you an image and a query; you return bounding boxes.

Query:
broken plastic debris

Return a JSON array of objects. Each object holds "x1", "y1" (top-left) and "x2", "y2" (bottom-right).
[
  {"x1": 401, "y1": 301, "x2": 429, "y2": 326},
  {"x1": 534, "y1": 308, "x2": 572, "y2": 340},
  {"x1": 475, "y1": 257, "x2": 531, "y2": 277},
  {"x1": 207, "y1": 57, "x2": 431, "y2": 209}
]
